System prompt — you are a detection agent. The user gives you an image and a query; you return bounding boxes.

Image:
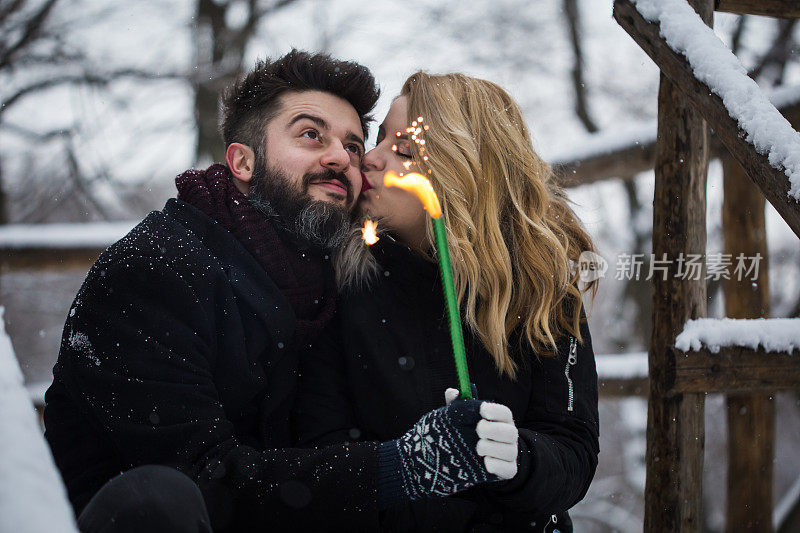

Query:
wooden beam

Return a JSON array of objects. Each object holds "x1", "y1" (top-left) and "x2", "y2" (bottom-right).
[
  {"x1": 599, "y1": 376, "x2": 650, "y2": 397},
  {"x1": 0, "y1": 248, "x2": 102, "y2": 272},
  {"x1": 614, "y1": 0, "x2": 800, "y2": 240},
  {"x1": 715, "y1": 0, "x2": 800, "y2": 18},
  {"x1": 553, "y1": 95, "x2": 800, "y2": 186},
  {"x1": 722, "y1": 153, "x2": 774, "y2": 532},
  {"x1": 555, "y1": 139, "x2": 657, "y2": 187},
  {"x1": 636, "y1": 0, "x2": 713, "y2": 528},
  {"x1": 673, "y1": 346, "x2": 800, "y2": 393}
]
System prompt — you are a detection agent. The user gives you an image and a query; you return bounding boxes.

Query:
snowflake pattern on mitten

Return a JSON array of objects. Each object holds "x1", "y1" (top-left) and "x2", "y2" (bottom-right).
[{"x1": 396, "y1": 401, "x2": 494, "y2": 499}]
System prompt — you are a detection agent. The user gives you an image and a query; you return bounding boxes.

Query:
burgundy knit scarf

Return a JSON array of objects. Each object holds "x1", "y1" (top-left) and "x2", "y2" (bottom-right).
[{"x1": 175, "y1": 163, "x2": 336, "y2": 345}]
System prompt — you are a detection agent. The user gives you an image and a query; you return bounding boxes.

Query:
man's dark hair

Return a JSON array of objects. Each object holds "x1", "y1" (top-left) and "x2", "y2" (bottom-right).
[{"x1": 220, "y1": 49, "x2": 380, "y2": 151}]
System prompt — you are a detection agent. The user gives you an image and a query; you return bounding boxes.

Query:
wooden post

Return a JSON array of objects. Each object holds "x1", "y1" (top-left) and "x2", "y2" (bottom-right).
[
  {"x1": 639, "y1": 0, "x2": 713, "y2": 529},
  {"x1": 722, "y1": 154, "x2": 775, "y2": 532}
]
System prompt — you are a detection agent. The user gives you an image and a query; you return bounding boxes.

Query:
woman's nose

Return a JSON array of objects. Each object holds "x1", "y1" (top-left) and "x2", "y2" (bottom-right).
[{"x1": 362, "y1": 147, "x2": 384, "y2": 171}]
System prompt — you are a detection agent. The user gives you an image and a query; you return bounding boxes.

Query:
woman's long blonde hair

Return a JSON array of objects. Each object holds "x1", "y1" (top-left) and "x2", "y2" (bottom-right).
[{"x1": 337, "y1": 72, "x2": 597, "y2": 378}]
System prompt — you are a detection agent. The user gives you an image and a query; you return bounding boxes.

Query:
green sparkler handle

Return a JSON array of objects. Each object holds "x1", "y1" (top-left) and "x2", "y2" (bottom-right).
[{"x1": 431, "y1": 216, "x2": 472, "y2": 399}]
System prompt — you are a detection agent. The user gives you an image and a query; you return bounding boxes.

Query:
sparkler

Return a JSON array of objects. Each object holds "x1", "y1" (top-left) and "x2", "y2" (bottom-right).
[
  {"x1": 383, "y1": 170, "x2": 473, "y2": 400},
  {"x1": 361, "y1": 219, "x2": 379, "y2": 245},
  {"x1": 361, "y1": 116, "x2": 473, "y2": 399}
]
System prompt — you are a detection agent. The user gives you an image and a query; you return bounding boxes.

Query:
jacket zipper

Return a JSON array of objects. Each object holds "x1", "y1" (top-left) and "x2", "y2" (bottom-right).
[
  {"x1": 565, "y1": 336, "x2": 578, "y2": 412},
  {"x1": 544, "y1": 513, "x2": 558, "y2": 532}
]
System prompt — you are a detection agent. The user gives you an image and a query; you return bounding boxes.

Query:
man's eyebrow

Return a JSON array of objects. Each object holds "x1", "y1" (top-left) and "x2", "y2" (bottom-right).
[
  {"x1": 345, "y1": 131, "x2": 365, "y2": 149},
  {"x1": 290, "y1": 112, "x2": 363, "y2": 148},
  {"x1": 288, "y1": 113, "x2": 328, "y2": 130}
]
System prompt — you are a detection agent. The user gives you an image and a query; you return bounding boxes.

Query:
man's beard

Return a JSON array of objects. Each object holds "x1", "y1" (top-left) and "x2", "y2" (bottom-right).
[{"x1": 247, "y1": 149, "x2": 353, "y2": 250}]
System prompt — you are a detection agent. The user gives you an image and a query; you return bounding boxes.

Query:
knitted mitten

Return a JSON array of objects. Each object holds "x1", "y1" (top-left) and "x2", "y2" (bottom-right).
[{"x1": 377, "y1": 400, "x2": 497, "y2": 508}]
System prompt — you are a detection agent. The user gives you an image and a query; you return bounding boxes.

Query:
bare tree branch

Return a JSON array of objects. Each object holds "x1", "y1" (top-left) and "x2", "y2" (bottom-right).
[
  {"x1": 0, "y1": 0, "x2": 26, "y2": 25},
  {"x1": 1, "y1": 68, "x2": 183, "y2": 119},
  {"x1": 65, "y1": 138, "x2": 112, "y2": 220},
  {"x1": 563, "y1": 0, "x2": 599, "y2": 133},
  {"x1": 731, "y1": 15, "x2": 746, "y2": 55},
  {"x1": 2, "y1": 122, "x2": 73, "y2": 141},
  {"x1": 0, "y1": 0, "x2": 59, "y2": 69},
  {"x1": 192, "y1": 0, "x2": 301, "y2": 163},
  {"x1": 749, "y1": 18, "x2": 797, "y2": 85}
]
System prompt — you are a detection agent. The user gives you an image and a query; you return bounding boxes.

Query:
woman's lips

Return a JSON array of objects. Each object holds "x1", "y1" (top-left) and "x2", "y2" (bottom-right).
[{"x1": 360, "y1": 171, "x2": 373, "y2": 193}]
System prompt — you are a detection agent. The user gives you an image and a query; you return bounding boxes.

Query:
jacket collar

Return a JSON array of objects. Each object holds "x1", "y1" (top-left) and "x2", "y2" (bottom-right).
[
  {"x1": 162, "y1": 198, "x2": 296, "y2": 350},
  {"x1": 371, "y1": 235, "x2": 439, "y2": 284}
]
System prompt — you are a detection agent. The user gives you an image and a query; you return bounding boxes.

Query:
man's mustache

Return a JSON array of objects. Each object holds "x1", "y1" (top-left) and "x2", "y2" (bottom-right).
[{"x1": 304, "y1": 169, "x2": 354, "y2": 206}]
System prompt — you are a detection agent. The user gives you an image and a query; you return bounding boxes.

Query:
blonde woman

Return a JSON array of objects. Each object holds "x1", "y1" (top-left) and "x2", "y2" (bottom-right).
[{"x1": 295, "y1": 73, "x2": 599, "y2": 532}]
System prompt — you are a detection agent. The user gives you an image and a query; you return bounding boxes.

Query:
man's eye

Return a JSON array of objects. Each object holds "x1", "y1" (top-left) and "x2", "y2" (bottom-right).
[
  {"x1": 301, "y1": 130, "x2": 320, "y2": 141},
  {"x1": 346, "y1": 144, "x2": 363, "y2": 156}
]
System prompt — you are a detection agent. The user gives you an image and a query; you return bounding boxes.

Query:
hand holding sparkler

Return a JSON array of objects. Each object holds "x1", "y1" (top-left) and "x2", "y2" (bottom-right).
[{"x1": 446, "y1": 388, "x2": 519, "y2": 480}]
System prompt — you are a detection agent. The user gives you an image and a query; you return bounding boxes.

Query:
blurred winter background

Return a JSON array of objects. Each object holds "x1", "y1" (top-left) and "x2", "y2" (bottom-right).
[{"x1": 1, "y1": 0, "x2": 799, "y2": 530}]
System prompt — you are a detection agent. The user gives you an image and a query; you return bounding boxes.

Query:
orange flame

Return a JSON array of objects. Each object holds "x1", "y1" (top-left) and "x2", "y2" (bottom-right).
[
  {"x1": 383, "y1": 171, "x2": 442, "y2": 218},
  {"x1": 362, "y1": 219, "x2": 379, "y2": 245}
]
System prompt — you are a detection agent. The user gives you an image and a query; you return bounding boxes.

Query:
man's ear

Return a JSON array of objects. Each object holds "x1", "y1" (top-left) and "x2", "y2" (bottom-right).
[{"x1": 226, "y1": 143, "x2": 255, "y2": 193}]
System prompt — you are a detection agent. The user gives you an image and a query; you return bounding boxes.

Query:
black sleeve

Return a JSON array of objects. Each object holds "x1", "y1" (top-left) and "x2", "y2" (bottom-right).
[
  {"x1": 54, "y1": 256, "x2": 379, "y2": 531},
  {"x1": 293, "y1": 314, "x2": 361, "y2": 447},
  {"x1": 479, "y1": 316, "x2": 600, "y2": 520}
]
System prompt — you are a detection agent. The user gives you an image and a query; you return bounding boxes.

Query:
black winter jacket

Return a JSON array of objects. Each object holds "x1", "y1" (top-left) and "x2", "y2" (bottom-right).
[
  {"x1": 295, "y1": 237, "x2": 599, "y2": 532},
  {"x1": 44, "y1": 199, "x2": 380, "y2": 532}
]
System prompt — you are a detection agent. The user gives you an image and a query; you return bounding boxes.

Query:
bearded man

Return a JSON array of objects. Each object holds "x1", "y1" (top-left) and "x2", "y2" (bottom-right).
[{"x1": 43, "y1": 50, "x2": 502, "y2": 533}]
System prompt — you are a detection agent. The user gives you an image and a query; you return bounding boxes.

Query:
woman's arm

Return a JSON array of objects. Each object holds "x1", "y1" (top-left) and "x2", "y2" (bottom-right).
[{"x1": 480, "y1": 316, "x2": 600, "y2": 518}]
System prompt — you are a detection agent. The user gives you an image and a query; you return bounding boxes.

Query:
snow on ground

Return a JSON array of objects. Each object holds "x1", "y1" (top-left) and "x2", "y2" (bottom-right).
[
  {"x1": 0, "y1": 221, "x2": 135, "y2": 249},
  {"x1": 675, "y1": 317, "x2": 800, "y2": 353},
  {"x1": 0, "y1": 307, "x2": 78, "y2": 532},
  {"x1": 596, "y1": 351, "x2": 648, "y2": 379},
  {"x1": 632, "y1": 0, "x2": 800, "y2": 201}
]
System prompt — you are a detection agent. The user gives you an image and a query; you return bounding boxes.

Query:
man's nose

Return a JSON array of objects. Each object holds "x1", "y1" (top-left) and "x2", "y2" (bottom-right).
[{"x1": 320, "y1": 140, "x2": 351, "y2": 171}]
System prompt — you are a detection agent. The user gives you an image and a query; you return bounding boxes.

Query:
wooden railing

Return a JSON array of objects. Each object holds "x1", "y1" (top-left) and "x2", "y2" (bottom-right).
[{"x1": 612, "y1": 0, "x2": 800, "y2": 531}]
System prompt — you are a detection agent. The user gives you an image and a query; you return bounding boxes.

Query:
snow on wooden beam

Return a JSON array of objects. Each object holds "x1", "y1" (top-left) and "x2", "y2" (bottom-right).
[
  {"x1": 0, "y1": 221, "x2": 135, "y2": 271},
  {"x1": 676, "y1": 317, "x2": 800, "y2": 353},
  {"x1": 672, "y1": 317, "x2": 800, "y2": 392},
  {"x1": 614, "y1": 0, "x2": 800, "y2": 240},
  {"x1": 715, "y1": 0, "x2": 800, "y2": 18},
  {"x1": 551, "y1": 123, "x2": 657, "y2": 186},
  {"x1": 552, "y1": 86, "x2": 800, "y2": 186},
  {"x1": 0, "y1": 221, "x2": 135, "y2": 249}
]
